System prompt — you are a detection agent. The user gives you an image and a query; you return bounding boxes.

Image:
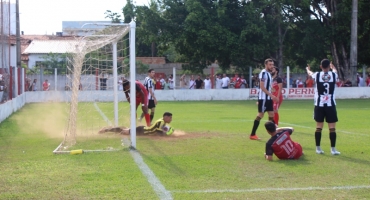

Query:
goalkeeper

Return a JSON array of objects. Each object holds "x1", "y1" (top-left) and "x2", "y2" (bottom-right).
[{"x1": 99, "y1": 112, "x2": 174, "y2": 136}]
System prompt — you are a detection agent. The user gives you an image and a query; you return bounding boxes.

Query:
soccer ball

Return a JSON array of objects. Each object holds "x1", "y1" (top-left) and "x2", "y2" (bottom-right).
[
  {"x1": 162, "y1": 125, "x2": 174, "y2": 135},
  {"x1": 163, "y1": 125, "x2": 170, "y2": 132}
]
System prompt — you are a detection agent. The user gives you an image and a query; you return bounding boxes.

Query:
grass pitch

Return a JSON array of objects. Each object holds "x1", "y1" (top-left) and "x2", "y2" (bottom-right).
[{"x1": 0, "y1": 99, "x2": 369, "y2": 199}]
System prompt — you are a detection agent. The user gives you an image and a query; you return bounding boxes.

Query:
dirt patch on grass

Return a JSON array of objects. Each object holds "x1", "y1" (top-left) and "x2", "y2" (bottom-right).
[{"x1": 120, "y1": 129, "x2": 214, "y2": 141}]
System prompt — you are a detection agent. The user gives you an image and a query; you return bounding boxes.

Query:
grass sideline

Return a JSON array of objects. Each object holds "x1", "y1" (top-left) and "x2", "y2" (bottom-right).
[{"x1": 0, "y1": 99, "x2": 369, "y2": 199}]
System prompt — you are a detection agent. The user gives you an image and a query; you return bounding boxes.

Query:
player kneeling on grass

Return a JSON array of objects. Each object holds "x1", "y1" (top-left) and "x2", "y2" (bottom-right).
[
  {"x1": 264, "y1": 121, "x2": 303, "y2": 161},
  {"x1": 99, "y1": 112, "x2": 174, "y2": 136}
]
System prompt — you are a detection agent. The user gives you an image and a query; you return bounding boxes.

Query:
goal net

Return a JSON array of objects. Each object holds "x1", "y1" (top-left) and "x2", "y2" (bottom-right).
[{"x1": 53, "y1": 22, "x2": 136, "y2": 154}]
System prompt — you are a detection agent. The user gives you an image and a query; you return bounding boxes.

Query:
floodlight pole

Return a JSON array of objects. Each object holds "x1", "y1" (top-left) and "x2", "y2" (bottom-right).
[
  {"x1": 129, "y1": 20, "x2": 137, "y2": 149},
  {"x1": 286, "y1": 66, "x2": 290, "y2": 99}
]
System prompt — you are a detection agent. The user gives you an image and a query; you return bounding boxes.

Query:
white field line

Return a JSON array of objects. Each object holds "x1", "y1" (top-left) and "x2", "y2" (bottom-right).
[
  {"x1": 171, "y1": 185, "x2": 370, "y2": 193},
  {"x1": 94, "y1": 103, "x2": 173, "y2": 200},
  {"x1": 179, "y1": 119, "x2": 368, "y2": 137}
]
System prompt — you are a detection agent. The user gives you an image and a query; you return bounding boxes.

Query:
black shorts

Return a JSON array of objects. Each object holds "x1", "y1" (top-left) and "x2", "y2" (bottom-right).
[
  {"x1": 258, "y1": 99, "x2": 273, "y2": 113},
  {"x1": 148, "y1": 99, "x2": 156, "y2": 109},
  {"x1": 314, "y1": 105, "x2": 338, "y2": 123}
]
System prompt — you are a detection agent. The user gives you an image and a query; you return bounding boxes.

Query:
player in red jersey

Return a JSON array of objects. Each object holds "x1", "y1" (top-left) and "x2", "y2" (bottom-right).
[
  {"x1": 122, "y1": 79, "x2": 151, "y2": 126},
  {"x1": 264, "y1": 121, "x2": 303, "y2": 161},
  {"x1": 271, "y1": 67, "x2": 283, "y2": 126}
]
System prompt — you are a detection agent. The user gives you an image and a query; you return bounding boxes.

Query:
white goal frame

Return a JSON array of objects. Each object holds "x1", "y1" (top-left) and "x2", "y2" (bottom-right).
[{"x1": 53, "y1": 21, "x2": 138, "y2": 154}]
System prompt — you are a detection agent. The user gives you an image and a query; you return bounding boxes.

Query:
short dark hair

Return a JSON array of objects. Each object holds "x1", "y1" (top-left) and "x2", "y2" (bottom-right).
[
  {"x1": 265, "y1": 121, "x2": 276, "y2": 133},
  {"x1": 163, "y1": 112, "x2": 172, "y2": 117},
  {"x1": 321, "y1": 59, "x2": 330, "y2": 69},
  {"x1": 148, "y1": 68, "x2": 154, "y2": 73},
  {"x1": 265, "y1": 58, "x2": 274, "y2": 65},
  {"x1": 274, "y1": 67, "x2": 280, "y2": 74},
  {"x1": 122, "y1": 79, "x2": 130, "y2": 87}
]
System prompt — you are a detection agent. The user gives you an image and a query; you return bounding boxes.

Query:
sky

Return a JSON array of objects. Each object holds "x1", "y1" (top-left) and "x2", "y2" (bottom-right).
[{"x1": 14, "y1": 0, "x2": 147, "y2": 35}]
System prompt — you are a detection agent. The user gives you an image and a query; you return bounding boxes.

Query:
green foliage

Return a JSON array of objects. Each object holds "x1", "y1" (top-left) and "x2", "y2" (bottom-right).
[
  {"x1": 27, "y1": 53, "x2": 68, "y2": 75},
  {"x1": 112, "y1": 0, "x2": 370, "y2": 76},
  {"x1": 104, "y1": 10, "x2": 122, "y2": 23}
]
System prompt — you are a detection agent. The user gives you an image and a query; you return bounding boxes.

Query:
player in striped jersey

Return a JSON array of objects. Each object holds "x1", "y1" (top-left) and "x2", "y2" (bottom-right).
[
  {"x1": 306, "y1": 59, "x2": 340, "y2": 155},
  {"x1": 250, "y1": 58, "x2": 279, "y2": 140},
  {"x1": 140, "y1": 69, "x2": 158, "y2": 123}
]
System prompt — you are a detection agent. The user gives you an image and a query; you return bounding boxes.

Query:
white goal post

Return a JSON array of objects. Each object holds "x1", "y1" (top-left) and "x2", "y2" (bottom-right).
[{"x1": 53, "y1": 21, "x2": 138, "y2": 154}]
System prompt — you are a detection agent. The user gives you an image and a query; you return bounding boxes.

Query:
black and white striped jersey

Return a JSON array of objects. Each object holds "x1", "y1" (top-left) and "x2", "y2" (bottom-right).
[
  {"x1": 258, "y1": 69, "x2": 273, "y2": 100},
  {"x1": 312, "y1": 71, "x2": 337, "y2": 107},
  {"x1": 144, "y1": 77, "x2": 155, "y2": 100}
]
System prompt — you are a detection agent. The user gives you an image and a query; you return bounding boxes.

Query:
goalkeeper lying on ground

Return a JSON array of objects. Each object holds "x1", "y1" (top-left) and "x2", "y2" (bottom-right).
[{"x1": 99, "y1": 112, "x2": 174, "y2": 136}]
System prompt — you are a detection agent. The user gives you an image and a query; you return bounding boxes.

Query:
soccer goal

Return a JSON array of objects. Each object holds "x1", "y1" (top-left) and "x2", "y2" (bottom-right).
[{"x1": 53, "y1": 21, "x2": 139, "y2": 154}]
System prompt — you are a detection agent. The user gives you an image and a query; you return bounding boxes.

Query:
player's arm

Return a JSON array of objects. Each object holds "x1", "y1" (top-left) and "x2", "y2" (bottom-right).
[
  {"x1": 149, "y1": 87, "x2": 157, "y2": 104},
  {"x1": 138, "y1": 89, "x2": 146, "y2": 105},
  {"x1": 277, "y1": 79, "x2": 283, "y2": 99},
  {"x1": 330, "y1": 62, "x2": 337, "y2": 73},
  {"x1": 260, "y1": 79, "x2": 278, "y2": 102},
  {"x1": 276, "y1": 127, "x2": 294, "y2": 135},
  {"x1": 265, "y1": 144, "x2": 274, "y2": 161},
  {"x1": 265, "y1": 154, "x2": 273, "y2": 161},
  {"x1": 306, "y1": 64, "x2": 314, "y2": 76},
  {"x1": 124, "y1": 91, "x2": 130, "y2": 103}
]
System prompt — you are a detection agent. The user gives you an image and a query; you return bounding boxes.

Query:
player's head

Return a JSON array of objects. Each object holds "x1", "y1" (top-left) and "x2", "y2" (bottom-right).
[
  {"x1": 148, "y1": 69, "x2": 155, "y2": 78},
  {"x1": 320, "y1": 59, "x2": 330, "y2": 69},
  {"x1": 163, "y1": 112, "x2": 173, "y2": 123},
  {"x1": 265, "y1": 121, "x2": 277, "y2": 134},
  {"x1": 271, "y1": 67, "x2": 279, "y2": 76},
  {"x1": 122, "y1": 79, "x2": 130, "y2": 92},
  {"x1": 264, "y1": 58, "x2": 275, "y2": 72}
]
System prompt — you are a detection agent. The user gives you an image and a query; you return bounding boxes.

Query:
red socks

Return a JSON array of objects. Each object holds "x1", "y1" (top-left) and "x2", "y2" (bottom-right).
[
  {"x1": 144, "y1": 114, "x2": 151, "y2": 126},
  {"x1": 274, "y1": 113, "x2": 279, "y2": 125}
]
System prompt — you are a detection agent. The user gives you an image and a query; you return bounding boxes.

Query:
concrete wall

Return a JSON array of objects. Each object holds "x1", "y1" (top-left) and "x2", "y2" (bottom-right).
[
  {"x1": 1, "y1": 87, "x2": 369, "y2": 123},
  {"x1": 0, "y1": 93, "x2": 26, "y2": 123},
  {"x1": 24, "y1": 87, "x2": 370, "y2": 103}
]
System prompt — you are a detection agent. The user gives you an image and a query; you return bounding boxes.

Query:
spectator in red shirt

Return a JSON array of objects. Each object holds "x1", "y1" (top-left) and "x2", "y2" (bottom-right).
[
  {"x1": 231, "y1": 74, "x2": 242, "y2": 89},
  {"x1": 305, "y1": 76, "x2": 314, "y2": 88},
  {"x1": 42, "y1": 80, "x2": 50, "y2": 91},
  {"x1": 155, "y1": 75, "x2": 162, "y2": 90}
]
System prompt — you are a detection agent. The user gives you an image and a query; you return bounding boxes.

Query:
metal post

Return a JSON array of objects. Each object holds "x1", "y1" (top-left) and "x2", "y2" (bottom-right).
[
  {"x1": 54, "y1": 68, "x2": 57, "y2": 91},
  {"x1": 112, "y1": 41, "x2": 118, "y2": 126},
  {"x1": 350, "y1": 0, "x2": 358, "y2": 86},
  {"x1": 129, "y1": 20, "x2": 136, "y2": 149}
]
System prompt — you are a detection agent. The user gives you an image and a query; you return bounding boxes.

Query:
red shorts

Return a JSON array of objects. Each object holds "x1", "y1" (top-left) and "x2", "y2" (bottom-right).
[
  {"x1": 135, "y1": 98, "x2": 148, "y2": 109},
  {"x1": 292, "y1": 143, "x2": 303, "y2": 159},
  {"x1": 273, "y1": 98, "x2": 283, "y2": 111}
]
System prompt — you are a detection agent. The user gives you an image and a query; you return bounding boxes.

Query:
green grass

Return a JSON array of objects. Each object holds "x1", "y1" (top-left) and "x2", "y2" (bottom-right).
[{"x1": 0, "y1": 99, "x2": 370, "y2": 199}]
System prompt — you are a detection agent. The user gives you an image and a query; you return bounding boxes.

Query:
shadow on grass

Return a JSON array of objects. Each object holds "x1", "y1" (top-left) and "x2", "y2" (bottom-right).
[
  {"x1": 136, "y1": 139, "x2": 186, "y2": 176},
  {"x1": 334, "y1": 154, "x2": 370, "y2": 166}
]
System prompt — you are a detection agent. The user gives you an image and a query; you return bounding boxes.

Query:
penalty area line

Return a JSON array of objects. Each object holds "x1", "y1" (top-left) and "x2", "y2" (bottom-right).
[
  {"x1": 171, "y1": 185, "x2": 370, "y2": 193},
  {"x1": 94, "y1": 102, "x2": 173, "y2": 200}
]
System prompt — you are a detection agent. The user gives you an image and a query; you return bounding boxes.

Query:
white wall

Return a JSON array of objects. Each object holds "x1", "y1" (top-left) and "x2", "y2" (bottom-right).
[
  {"x1": 27, "y1": 54, "x2": 45, "y2": 68},
  {"x1": 24, "y1": 87, "x2": 370, "y2": 103},
  {"x1": 1, "y1": 87, "x2": 368, "y2": 123},
  {"x1": 0, "y1": 93, "x2": 26, "y2": 123}
]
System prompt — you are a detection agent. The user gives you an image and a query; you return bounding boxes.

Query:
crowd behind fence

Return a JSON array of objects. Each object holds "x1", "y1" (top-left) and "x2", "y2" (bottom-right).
[{"x1": 1, "y1": 67, "x2": 370, "y2": 103}]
